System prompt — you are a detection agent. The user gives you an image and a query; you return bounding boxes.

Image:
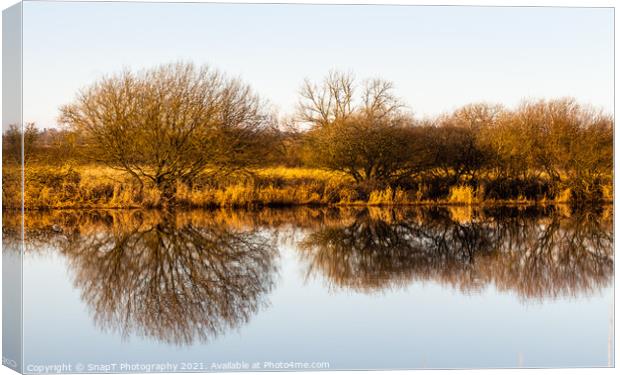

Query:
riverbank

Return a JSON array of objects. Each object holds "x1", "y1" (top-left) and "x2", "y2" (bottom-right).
[{"x1": 2, "y1": 165, "x2": 613, "y2": 209}]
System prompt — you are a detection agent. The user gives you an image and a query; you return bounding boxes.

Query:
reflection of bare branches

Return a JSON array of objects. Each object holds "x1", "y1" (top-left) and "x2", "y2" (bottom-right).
[
  {"x1": 11, "y1": 210, "x2": 277, "y2": 346},
  {"x1": 489, "y1": 209, "x2": 614, "y2": 300},
  {"x1": 300, "y1": 207, "x2": 613, "y2": 300},
  {"x1": 299, "y1": 208, "x2": 492, "y2": 292}
]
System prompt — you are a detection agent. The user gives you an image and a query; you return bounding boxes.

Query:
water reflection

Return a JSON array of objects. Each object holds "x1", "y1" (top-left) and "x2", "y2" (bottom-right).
[
  {"x1": 7, "y1": 205, "x2": 613, "y2": 346},
  {"x1": 299, "y1": 206, "x2": 613, "y2": 299},
  {"x1": 17, "y1": 211, "x2": 277, "y2": 345}
]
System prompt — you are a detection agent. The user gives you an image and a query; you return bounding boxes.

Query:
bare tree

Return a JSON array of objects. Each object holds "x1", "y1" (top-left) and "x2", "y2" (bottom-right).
[
  {"x1": 2, "y1": 122, "x2": 39, "y2": 165},
  {"x1": 59, "y1": 62, "x2": 271, "y2": 205},
  {"x1": 488, "y1": 98, "x2": 613, "y2": 201},
  {"x1": 298, "y1": 70, "x2": 356, "y2": 127},
  {"x1": 299, "y1": 71, "x2": 421, "y2": 184},
  {"x1": 297, "y1": 70, "x2": 405, "y2": 128},
  {"x1": 427, "y1": 103, "x2": 503, "y2": 184}
]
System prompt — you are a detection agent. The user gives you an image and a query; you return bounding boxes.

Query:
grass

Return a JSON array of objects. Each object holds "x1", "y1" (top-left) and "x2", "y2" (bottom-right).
[
  {"x1": 1, "y1": 164, "x2": 613, "y2": 210},
  {"x1": 448, "y1": 185, "x2": 478, "y2": 205}
]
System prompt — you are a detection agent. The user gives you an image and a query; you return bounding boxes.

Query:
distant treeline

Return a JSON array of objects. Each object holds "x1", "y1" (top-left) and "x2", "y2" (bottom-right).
[{"x1": 2, "y1": 63, "x2": 613, "y2": 208}]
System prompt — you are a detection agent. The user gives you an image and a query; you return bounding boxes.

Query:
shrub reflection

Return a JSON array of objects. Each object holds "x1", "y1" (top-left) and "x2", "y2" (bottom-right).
[{"x1": 299, "y1": 206, "x2": 613, "y2": 299}]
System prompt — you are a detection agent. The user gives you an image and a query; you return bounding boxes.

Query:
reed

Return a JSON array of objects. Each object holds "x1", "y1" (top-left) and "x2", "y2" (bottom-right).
[{"x1": 2, "y1": 164, "x2": 612, "y2": 209}]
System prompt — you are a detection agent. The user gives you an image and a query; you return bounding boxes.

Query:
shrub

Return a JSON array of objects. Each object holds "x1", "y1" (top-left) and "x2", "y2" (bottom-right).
[{"x1": 483, "y1": 176, "x2": 554, "y2": 201}]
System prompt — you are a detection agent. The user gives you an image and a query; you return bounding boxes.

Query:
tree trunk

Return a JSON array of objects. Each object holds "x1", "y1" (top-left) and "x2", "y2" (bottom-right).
[{"x1": 158, "y1": 179, "x2": 178, "y2": 207}]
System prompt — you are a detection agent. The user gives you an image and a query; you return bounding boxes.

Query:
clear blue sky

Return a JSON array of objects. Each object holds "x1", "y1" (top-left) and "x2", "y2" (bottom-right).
[{"x1": 21, "y1": 1, "x2": 614, "y2": 127}]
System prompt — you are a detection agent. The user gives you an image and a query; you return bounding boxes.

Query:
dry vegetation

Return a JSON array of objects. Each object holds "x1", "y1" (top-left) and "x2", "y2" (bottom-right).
[{"x1": 2, "y1": 164, "x2": 611, "y2": 210}]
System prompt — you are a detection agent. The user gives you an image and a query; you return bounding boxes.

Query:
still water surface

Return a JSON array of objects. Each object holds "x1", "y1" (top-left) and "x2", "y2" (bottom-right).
[{"x1": 4, "y1": 206, "x2": 614, "y2": 371}]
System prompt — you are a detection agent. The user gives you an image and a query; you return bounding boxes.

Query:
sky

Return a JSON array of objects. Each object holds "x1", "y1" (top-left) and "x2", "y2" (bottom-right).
[{"x1": 20, "y1": 1, "x2": 614, "y2": 128}]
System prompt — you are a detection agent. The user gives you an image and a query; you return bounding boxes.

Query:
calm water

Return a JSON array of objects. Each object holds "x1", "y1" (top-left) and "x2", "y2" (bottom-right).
[{"x1": 3, "y1": 206, "x2": 615, "y2": 371}]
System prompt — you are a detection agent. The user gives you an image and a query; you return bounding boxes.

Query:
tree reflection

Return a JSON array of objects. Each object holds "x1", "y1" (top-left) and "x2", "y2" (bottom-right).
[
  {"x1": 30, "y1": 211, "x2": 277, "y2": 345},
  {"x1": 7, "y1": 205, "x2": 614, "y2": 345},
  {"x1": 300, "y1": 207, "x2": 613, "y2": 299}
]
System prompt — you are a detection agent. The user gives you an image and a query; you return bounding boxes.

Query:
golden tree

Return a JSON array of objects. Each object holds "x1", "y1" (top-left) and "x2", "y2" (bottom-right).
[{"x1": 60, "y1": 62, "x2": 271, "y2": 205}]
